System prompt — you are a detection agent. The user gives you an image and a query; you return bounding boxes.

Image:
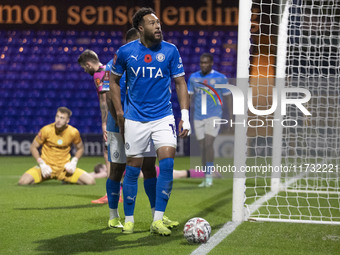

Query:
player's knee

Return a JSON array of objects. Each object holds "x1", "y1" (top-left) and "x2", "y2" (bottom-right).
[
  {"x1": 141, "y1": 167, "x2": 156, "y2": 179},
  {"x1": 159, "y1": 158, "x2": 174, "y2": 179},
  {"x1": 80, "y1": 174, "x2": 96, "y2": 185},
  {"x1": 109, "y1": 163, "x2": 126, "y2": 181},
  {"x1": 125, "y1": 165, "x2": 141, "y2": 181},
  {"x1": 87, "y1": 178, "x2": 96, "y2": 185},
  {"x1": 18, "y1": 174, "x2": 34, "y2": 185},
  {"x1": 18, "y1": 179, "x2": 28, "y2": 185}
]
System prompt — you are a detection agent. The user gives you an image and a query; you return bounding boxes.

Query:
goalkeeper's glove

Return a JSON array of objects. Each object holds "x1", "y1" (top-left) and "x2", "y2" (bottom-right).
[
  {"x1": 37, "y1": 158, "x2": 52, "y2": 178},
  {"x1": 181, "y1": 109, "x2": 191, "y2": 136},
  {"x1": 64, "y1": 157, "x2": 78, "y2": 174}
]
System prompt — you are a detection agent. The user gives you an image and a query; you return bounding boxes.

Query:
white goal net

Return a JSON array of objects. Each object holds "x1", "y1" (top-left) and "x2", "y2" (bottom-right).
[{"x1": 233, "y1": 0, "x2": 340, "y2": 224}]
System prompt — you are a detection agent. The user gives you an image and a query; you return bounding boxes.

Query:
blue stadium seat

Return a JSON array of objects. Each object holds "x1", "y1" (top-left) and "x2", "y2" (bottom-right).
[
  {"x1": 25, "y1": 63, "x2": 38, "y2": 71},
  {"x1": 0, "y1": 29, "x2": 237, "y2": 134}
]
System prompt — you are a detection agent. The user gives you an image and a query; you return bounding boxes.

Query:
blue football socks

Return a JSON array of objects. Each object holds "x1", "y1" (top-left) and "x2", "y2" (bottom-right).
[
  {"x1": 144, "y1": 177, "x2": 157, "y2": 210},
  {"x1": 106, "y1": 178, "x2": 121, "y2": 210},
  {"x1": 123, "y1": 165, "x2": 141, "y2": 217},
  {"x1": 155, "y1": 158, "x2": 174, "y2": 217}
]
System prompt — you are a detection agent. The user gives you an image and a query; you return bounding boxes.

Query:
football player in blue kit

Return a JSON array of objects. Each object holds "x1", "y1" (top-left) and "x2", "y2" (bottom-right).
[
  {"x1": 110, "y1": 8, "x2": 191, "y2": 236},
  {"x1": 105, "y1": 28, "x2": 179, "y2": 232},
  {"x1": 188, "y1": 53, "x2": 232, "y2": 187}
]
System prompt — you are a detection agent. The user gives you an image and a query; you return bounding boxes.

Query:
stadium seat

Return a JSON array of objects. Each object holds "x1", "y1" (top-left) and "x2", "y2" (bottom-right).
[{"x1": 0, "y1": 29, "x2": 237, "y2": 134}]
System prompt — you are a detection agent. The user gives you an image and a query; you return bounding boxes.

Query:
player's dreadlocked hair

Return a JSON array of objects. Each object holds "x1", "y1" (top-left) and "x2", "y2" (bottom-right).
[{"x1": 132, "y1": 7, "x2": 156, "y2": 31}]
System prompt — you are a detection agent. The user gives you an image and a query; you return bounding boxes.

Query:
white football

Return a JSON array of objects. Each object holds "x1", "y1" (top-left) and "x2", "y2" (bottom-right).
[{"x1": 183, "y1": 217, "x2": 211, "y2": 244}]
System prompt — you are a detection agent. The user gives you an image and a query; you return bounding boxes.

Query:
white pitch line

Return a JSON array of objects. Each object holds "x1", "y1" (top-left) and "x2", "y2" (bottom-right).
[
  {"x1": 190, "y1": 221, "x2": 241, "y2": 255},
  {"x1": 191, "y1": 179, "x2": 285, "y2": 255},
  {"x1": 191, "y1": 167, "x2": 317, "y2": 253}
]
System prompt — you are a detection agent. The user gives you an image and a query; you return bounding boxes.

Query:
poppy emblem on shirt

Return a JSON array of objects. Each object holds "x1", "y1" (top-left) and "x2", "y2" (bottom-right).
[{"x1": 144, "y1": 54, "x2": 152, "y2": 63}]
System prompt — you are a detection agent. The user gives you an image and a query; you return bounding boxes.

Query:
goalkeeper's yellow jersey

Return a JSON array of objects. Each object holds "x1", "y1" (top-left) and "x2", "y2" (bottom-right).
[{"x1": 35, "y1": 123, "x2": 82, "y2": 167}]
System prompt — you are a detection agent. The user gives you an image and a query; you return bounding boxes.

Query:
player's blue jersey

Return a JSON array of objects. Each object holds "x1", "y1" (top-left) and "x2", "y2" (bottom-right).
[
  {"x1": 111, "y1": 39, "x2": 185, "y2": 122},
  {"x1": 107, "y1": 111, "x2": 119, "y2": 132},
  {"x1": 188, "y1": 70, "x2": 230, "y2": 120},
  {"x1": 105, "y1": 60, "x2": 128, "y2": 133},
  {"x1": 104, "y1": 59, "x2": 127, "y2": 103}
]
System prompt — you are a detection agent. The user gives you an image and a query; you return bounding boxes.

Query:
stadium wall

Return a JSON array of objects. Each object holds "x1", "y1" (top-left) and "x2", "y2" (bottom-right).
[{"x1": 0, "y1": 134, "x2": 189, "y2": 156}]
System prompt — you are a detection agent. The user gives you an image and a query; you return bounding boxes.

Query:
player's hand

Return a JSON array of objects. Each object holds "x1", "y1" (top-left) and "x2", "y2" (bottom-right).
[
  {"x1": 179, "y1": 109, "x2": 191, "y2": 137},
  {"x1": 117, "y1": 114, "x2": 125, "y2": 138},
  {"x1": 37, "y1": 158, "x2": 52, "y2": 178},
  {"x1": 102, "y1": 125, "x2": 108, "y2": 142},
  {"x1": 64, "y1": 157, "x2": 78, "y2": 174}
]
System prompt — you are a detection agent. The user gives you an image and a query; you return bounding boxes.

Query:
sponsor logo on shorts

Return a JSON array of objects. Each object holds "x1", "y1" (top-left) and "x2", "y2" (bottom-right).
[
  {"x1": 113, "y1": 151, "x2": 119, "y2": 158},
  {"x1": 125, "y1": 143, "x2": 130, "y2": 150}
]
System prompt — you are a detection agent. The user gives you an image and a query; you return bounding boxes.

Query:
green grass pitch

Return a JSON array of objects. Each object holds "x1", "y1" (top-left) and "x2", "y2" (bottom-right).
[{"x1": 0, "y1": 156, "x2": 339, "y2": 254}]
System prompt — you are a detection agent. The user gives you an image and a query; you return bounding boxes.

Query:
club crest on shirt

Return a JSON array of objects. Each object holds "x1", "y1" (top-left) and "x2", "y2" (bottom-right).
[
  {"x1": 57, "y1": 139, "x2": 63, "y2": 145},
  {"x1": 156, "y1": 53, "x2": 165, "y2": 62}
]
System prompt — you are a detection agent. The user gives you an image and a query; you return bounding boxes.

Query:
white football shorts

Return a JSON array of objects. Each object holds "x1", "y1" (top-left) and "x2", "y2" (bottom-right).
[
  {"x1": 107, "y1": 131, "x2": 156, "y2": 162},
  {"x1": 107, "y1": 131, "x2": 126, "y2": 164},
  {"x1": 194, "y1": 116, "x2": 221, "y2": 140},
  {"x1": 124, "y1": 115, "x2": 177, "y2": 157}
]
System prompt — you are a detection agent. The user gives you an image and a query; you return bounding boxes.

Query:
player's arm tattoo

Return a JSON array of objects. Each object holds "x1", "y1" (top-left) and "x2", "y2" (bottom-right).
[{"x1": 99, "y1": 93, "x2": 108, "y2": 129}]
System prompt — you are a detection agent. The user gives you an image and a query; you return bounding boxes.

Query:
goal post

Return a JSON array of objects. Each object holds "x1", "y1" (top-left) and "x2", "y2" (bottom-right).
[
  {"x1": 232, "y1": 0, "x2": 252, "y2": 223},
  {"x1": 233, "y1": 0, "x2": 340, "y2": 225}
]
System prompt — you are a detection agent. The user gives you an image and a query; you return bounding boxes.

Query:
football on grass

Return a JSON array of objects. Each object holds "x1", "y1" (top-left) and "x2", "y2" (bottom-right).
[{"x1": 183, "y1": 217, "x2": 211, "y2": 244}]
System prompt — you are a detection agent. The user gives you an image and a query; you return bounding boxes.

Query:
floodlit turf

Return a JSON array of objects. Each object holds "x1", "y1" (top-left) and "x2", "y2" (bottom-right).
[{"x1": 1, "y1": 157, "x2": 339, "y2": 255}]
